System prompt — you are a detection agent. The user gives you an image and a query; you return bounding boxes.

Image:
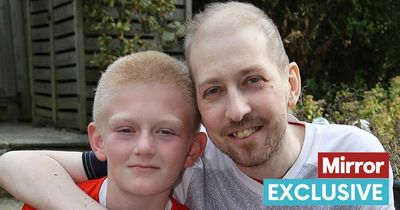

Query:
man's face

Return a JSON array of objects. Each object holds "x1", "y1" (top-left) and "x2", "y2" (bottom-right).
[
  {"x1": 190, "y1": 26, "x2": 290, "y2": 167},
  {"x1": 99, "y1": 82, "x2": 195, "y2": 197}
]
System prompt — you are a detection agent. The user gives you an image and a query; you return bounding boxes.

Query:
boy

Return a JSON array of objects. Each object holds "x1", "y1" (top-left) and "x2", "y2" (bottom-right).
[{"x1": 22, "y1": 51, "x2": 207, "y2": 210}]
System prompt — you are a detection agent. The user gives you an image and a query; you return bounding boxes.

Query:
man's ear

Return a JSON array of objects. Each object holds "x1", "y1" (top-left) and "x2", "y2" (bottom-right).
[
  {"x1": 87, "y1": 122, "x2": 107, "y2": 161},
  {"x1": 287, "y1": 62, "x2": 301, "y2": 109},
  {"x1": 183, "y1": 132, "x2": 207, "y2": 168}
]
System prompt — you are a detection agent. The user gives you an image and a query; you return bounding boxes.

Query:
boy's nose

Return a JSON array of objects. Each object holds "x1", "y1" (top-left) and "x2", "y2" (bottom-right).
[
  {"x1": 133, "y1": 133, "x2": 156, "y2": 157},
  {"x1": 225, "y1": 90, "x2": 251, "y2": 122}
]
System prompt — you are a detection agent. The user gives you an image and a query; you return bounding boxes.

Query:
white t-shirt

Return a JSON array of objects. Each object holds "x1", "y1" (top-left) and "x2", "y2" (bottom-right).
[{"x1": 173, "y1": 122, "x2": 395, "y2": 210}]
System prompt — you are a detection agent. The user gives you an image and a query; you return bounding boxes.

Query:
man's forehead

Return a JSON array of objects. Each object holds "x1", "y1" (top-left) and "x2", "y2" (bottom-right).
[
  {"x1": 190, "y1": 27, "x2": 268, "y2": 66},
  {"x1": 193, "y1": 24, "x2": 264, "y2": 50}
]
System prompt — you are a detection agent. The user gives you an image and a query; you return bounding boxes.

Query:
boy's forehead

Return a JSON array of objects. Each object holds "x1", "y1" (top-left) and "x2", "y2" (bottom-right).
[
  {"x1": 103, "y1": 82, "x2": 195, "y2": 118},
  {"x1": 96, "y1": 81, "x2": 199, "y2": 135},
  {"x1": 108, "y1": 112, "x2": 185, "y2": 126},
  {"x1": 110, "y1": 81, "x2": 192, "y2": 101}
]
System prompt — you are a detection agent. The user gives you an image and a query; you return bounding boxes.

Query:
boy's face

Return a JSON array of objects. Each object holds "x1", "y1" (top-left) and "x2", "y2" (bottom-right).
[
  {"x1": 190, "y1": 25, "x2": 299, "y2": 168},
  {"x1": 94, "y1": 82, "x2": 197, "y2": 197}
]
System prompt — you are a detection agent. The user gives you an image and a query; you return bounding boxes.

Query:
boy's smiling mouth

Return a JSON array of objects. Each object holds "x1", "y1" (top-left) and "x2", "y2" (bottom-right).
[{"x1": 129, "y1": 164, "x2": 160, "y2": 171}]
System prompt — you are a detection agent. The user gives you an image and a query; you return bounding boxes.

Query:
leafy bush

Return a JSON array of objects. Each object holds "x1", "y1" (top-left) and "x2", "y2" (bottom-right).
[
  {"x1": 250, "y1": 0, "x2": 400, "y2": 97},
  {"x1": 84, "y1": 0, "x2": 185, "y2": 70},
  {"x1": 293, "y1": 95, "x2": 323, "y2": 122},
  {"x1": 294, "y1": 76, "x2": 400, "y2": 179}
]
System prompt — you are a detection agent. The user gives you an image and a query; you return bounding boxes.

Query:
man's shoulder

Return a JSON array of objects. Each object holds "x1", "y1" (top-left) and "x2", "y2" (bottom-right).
[
  {"x1": 307, "y1": 123, "x2": 384, "y2": 152},
  {"x1": 310, "y1": 123, "x2": 377, "y2": 141}
]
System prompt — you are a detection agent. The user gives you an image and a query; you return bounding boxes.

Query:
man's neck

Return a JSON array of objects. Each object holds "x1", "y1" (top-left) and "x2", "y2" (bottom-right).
[
  {"x1": 106, "y1": 178, "x2": 171, "y2": 210},
  {"x1": 237, "y1": 123, "x2": 305, "y2": 180}
]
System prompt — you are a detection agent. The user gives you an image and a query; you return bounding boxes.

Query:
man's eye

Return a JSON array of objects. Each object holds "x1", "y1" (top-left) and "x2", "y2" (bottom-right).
[
  {"x1": 245, "y1": 76, "x2": 264, "y2": 86},
  {"x1": 204, "y1": 87, "x2": 221, "y2": 97}
]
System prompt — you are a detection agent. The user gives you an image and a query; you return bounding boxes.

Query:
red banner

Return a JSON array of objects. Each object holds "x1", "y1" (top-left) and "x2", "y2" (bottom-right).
[{"x1": 318, "y1": 152, "x2": 389, "y2": 178}]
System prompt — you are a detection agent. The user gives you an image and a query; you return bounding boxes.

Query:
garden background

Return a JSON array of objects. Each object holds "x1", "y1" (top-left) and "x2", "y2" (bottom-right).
[{"x1": 0, "y1": 0, "x2": 399, "y2": 178}]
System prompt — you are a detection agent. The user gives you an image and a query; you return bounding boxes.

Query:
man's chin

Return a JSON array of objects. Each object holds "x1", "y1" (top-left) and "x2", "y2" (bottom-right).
[
  {"x1": 227, "y1": 149, "x2": 270, "y2": 168},
  {"x1": 229, "y1": 140, "x2": 283, "y2": 168}
]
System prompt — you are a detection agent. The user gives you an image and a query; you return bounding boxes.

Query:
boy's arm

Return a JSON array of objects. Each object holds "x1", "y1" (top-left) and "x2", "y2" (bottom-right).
[{"x1": 0, "y1": 150, "x2": 107, "y2": 210}]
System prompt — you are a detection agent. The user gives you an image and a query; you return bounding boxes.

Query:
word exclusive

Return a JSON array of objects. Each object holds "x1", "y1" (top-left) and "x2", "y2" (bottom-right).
[
  {"x1": 263, "y1": 179, "x2": 388, "y2": 206},
  {"x1": 263, "y1": 152, "x2": 390, "y2": 206}
]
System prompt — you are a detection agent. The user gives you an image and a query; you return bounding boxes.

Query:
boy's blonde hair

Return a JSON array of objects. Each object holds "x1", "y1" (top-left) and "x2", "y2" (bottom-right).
[
  {"x1": 185, "y1": 2, "x2": 289, "y2": 75},
  {"x1": 93, "y1": 51, "x2": 200, "y2": 132}
]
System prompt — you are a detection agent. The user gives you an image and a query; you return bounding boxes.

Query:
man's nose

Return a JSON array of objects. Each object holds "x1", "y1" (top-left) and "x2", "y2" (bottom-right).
[
  {"x1": 225, "y1": 89, "x2": 251, "y2": 122},
  {"x1": 133, "y1": 132, "x2": 156, "y2": 157}
]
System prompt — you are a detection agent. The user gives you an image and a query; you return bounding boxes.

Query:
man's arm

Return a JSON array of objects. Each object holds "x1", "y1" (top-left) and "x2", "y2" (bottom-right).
[{"x1": 0, "y1": 150, "x2": 107, "y2": 210}]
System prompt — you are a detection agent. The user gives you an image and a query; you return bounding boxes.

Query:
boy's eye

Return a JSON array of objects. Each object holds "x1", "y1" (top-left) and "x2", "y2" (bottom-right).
[
  {"x1": 157, "y1": 129, "x2": 175, "y2": 136},
  {"x1": 117, "y1": 127, "x2": 134, "y2": 134}
]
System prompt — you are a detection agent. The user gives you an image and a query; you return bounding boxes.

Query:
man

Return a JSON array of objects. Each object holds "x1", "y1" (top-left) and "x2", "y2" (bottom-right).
[{"x1": 0, "y1": 2, "x2": 394, "y2": 209}]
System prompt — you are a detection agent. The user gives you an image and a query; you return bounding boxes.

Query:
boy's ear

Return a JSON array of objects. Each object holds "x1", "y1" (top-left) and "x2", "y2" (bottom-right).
[
  {"x1": 87, "y1": 122, "x2": 107, "y2": 161},
  {"x1": 287, "y1": 62, "x2": 301, "y2": 109},
  {"x1": 183, "y1": 132, "x2": 207, "y2": 168}
]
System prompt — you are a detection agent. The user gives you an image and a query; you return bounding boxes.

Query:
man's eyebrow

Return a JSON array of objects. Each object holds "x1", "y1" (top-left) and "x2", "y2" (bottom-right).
[
  {"x1": 198, "y1": 78, "x2": 220, "y2": 90},
  {"x1": 238, "y1": 65, "x2": 266, "y2": 75}
]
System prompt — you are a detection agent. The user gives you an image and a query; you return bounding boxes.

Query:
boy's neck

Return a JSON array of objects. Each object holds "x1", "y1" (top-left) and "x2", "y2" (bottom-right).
[{"x1": 105, "y1": 177, "x2": 171, "y2": 210}]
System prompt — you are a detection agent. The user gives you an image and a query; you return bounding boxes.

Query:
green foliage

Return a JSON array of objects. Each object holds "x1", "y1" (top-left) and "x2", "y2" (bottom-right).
[
  {"x1": 293, "y1": 95, "x2": 323, "y2": 122},
  {"x1": 252, "y1": 0, "x2": 400, "y2": 97},
  {"x1": 84, "y1": 0, "x2": 185, "y2": 70},
  {"x1": 294, "y1": 76, "x2": 400, "y2": 179}
]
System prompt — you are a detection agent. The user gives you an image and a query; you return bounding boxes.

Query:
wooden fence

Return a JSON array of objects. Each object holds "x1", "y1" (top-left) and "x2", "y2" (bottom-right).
[
  {"x1": 27, "y1": 0, "x2": 191, "y2": 131},
  {"x1": 0, "y1": 0, "x2": 30, "y2": 122}
]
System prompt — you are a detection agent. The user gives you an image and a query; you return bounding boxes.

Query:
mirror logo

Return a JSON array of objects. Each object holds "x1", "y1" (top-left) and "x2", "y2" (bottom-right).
[{"x1": 263, "y1": 152, "x2": 390, "y2": 206}]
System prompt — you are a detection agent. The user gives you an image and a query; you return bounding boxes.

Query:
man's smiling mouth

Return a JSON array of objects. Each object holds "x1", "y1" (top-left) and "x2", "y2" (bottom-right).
[{"x1": 230, "y1": 126, "x2": 262, "y2": 139}]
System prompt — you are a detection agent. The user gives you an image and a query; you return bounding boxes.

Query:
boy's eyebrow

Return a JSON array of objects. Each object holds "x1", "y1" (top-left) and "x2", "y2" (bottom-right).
[
  {"x1": 156, "y1": 118, "x2": 185, "y2": 127},
  {"x1": 108, "y1": 115, "x2": 134, "y2": 123},
  {"x1": 108, "y1": 115, "x2": 186, "y2": 127}
]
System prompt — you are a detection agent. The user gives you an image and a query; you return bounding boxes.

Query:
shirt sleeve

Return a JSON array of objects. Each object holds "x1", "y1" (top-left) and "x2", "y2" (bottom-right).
[{"x1": 82, "y1": 151, "x2": 107, "y2": 179}]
